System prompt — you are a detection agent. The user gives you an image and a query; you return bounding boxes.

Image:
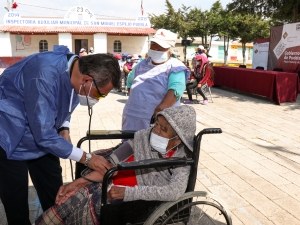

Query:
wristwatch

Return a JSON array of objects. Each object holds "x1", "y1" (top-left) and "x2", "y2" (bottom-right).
[{"x1": 85, "y1": 153, "x2": 92, "y2": 167}]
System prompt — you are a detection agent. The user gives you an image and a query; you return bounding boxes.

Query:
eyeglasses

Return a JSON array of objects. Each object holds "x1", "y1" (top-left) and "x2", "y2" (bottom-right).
[{"x1": 87, "y1": 75, "x2": 107, "y2": 99}]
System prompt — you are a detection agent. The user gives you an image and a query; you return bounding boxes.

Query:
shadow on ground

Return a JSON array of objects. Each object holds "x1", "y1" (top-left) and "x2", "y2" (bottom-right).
[{"x1": 0, "y1": 186, "x2": 42, "y2": 225}]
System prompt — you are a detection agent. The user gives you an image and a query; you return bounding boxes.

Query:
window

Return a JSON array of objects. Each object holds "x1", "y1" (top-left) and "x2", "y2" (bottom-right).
[
  {"x1": 113, "y1": 40, "x2": 121, "y2": 52},
  {"x1": 39, "y1": 40, "x2": 48, "y2": 52}
]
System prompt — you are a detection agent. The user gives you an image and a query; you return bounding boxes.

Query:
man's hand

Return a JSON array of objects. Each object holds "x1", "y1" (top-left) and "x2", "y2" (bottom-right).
[
  {"x1": 108, "y1": 186, "x2": 125, "y2": 200},
  {"x1": 197, "y1": 83, "x2": 202, "y2": 88},
  {"x1": 88, "y1": 154, "x2": 113, "y2": 176},
  {"x1": 55, "y1": 178, "x2": 87, "y2": 205}
]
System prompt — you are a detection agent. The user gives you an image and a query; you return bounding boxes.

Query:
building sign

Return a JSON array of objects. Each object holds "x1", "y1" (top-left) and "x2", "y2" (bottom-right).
[
  {"x1": 252, "y1": 39, "x2": 269, "y2": 70},
  {"x1": 64, "y1": 6, "x2": 95, "y2": 20},
  {"x1": 268, "y1": 22, "x2": 300, "y2": 72},
  {"x1": 3, "y1": 6, "x2": 150, "y2": 28}
]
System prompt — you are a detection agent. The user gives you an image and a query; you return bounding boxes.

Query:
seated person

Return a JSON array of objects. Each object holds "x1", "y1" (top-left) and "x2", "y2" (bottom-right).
[
  {"x1": 35, "y1": 105, "x2": 196, "y2": 225},
  {"x1": 184, "y1": 54, "x2": 214, "y2": 105}
]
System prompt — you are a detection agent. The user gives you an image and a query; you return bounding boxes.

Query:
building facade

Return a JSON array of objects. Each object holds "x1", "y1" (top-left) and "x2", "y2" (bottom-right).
[{"x1": 0, "y1": 6, "x2": 156, "y2": 67}]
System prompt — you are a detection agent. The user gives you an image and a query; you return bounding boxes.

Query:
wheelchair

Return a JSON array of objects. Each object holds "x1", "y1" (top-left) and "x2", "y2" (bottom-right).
[{"x1": 74, "y1": 128, "x2": 232, "y2": 225}]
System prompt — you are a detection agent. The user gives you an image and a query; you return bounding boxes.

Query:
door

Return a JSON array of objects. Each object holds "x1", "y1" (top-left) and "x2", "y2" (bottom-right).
[{"x1": 75, "y1": 39, "x2": 88, "y2": 55}]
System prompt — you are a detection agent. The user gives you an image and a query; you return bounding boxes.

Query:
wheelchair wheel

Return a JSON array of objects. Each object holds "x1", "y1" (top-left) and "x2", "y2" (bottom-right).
[{"x1": 144, "y1": 191, "x2": 232, "y2": 225}]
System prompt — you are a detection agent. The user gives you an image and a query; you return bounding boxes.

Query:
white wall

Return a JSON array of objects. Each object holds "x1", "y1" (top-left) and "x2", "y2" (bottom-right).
[
  {"x1": 107, "y1": 35, "x2": 149, "y2": 57},
  {"x1": 10, "y1": 34, "x2": 58, "y2": 56},
  {"x1": 2, "y1": 33, "x2": 150, "y2": 58},
  {"x1": 58, "y1": 33, "x2": 72, "y2": 50},
  {"x1": 93, "y1": 33, "x2": 107, "y2": 53},
  {"x1": 0, "y1": 32, "x2": 12, "y2": 56}
]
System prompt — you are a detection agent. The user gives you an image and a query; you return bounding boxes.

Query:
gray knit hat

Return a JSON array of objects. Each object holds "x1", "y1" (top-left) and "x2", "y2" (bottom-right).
[{"x1": 157, "y1": 105, "x2": 196, "y2": 151}]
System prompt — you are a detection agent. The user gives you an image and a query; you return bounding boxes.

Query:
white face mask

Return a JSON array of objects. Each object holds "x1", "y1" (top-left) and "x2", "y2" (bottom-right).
[
  {"x1": 196, "y1": 62, "x2": 199, "y2": 66},
  {"x1": 148, "y1": 49, "x2": 169, "y2": 64},
  {"x1": 150, "y1": 131, "x2": 178, "y2": 154},
  {"x1": 77, "y1": 82, "x2": 99, "y2": 107}
]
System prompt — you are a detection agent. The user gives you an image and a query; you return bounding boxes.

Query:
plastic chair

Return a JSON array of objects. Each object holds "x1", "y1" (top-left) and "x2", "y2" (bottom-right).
[{"x1": 193, "y1": 82, "x2": 213, "y2": 103}]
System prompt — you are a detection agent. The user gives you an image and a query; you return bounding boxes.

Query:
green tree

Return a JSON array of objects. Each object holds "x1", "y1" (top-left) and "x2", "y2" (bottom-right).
[
  {"x1": 206, "y1": 1, "x2": 224, "y2": 53},
  {"x1": 227, "y1": 0, "x2": 300, "y2": 24},
  {"x1": 218, "y1": 11, "x2": 240, "y2": 65},
  {"x1": 234, "y1": 14, "x2": 270, "y2": 64},
  {"x1": 149, "y1": 0, "x2": 204, "y2": 61}
]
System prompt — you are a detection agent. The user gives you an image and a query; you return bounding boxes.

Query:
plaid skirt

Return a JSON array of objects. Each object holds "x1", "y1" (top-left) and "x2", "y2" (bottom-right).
[{"x1": 35, "y1": 183, "x2": 102, "y2": 225}]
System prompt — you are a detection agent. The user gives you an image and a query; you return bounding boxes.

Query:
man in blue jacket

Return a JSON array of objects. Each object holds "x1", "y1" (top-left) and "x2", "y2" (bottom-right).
[{"x1": 0, "y1": 45, "x2": 120, "y2": 225}]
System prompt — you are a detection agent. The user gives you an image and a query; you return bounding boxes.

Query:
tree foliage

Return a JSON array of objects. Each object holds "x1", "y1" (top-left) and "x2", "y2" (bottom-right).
[
  {"x1": 227, "y1": 0, "x2": 300, "y2": 24},
  {"x1": 149, "y1": 0, "x2": 271, "y2": 64}
]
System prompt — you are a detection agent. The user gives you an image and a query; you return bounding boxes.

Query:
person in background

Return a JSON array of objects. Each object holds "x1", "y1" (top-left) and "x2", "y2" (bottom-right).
[
  {"x1": 122, "y1": 29, "x2": 190, "y2": 131},
  {"x1": 79, "y1": 48, "x2": 87, "y2": 57},
  {"x1": 114, "y1": 53, "x2": 123, "y2": 92},
  {"x1": 34, "y1": 105, "x2": 196, "y2": 225},
  {"x1": 118, "y1": 52, "x2": 128, "y2": 92},
  {"x1": 138, "y1": 54, "x2": 143, "y2": 62},
  {"x1": 121, "y1": 52, "x2": 128, "y2": 63},
  {"x1": 132, "y1": 54, "x2": 140, "y2": 67},
  {"x1": 197, "y1": 45, "x2": 207, "y2": 58},
  {"x1": 123, "y1": 55, "x2": 134, "y2": 87},
  {"x1": 81, "y1": 51, "x2": 88, "y2": 57},
  {"x1": 0, "y1": 47, "x2": 121, "y2": 225},
  {"x1": 88, "y1": 47, "x2": 94, "y2": 55},
  {"x1": 184, "y1": 54, "x2": 214, "y2": 105}
]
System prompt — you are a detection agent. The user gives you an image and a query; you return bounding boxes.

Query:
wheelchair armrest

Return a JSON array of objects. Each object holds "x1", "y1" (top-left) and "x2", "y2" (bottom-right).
[
  {"x1": 117, "y1": 157, "x2": 194, "y2": 170},
  {"x1": 101, "y1": 157, "x2": 194, "y2": 206}
]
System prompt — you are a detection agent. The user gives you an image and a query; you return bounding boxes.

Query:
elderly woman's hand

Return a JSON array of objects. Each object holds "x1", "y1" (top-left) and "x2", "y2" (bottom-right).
[
  {"x1": 108, "y1": 186, "x2": 125, "y2": 200},
  {"x1": 55, "y1": 178, "x2": 88, "y2": 205}
]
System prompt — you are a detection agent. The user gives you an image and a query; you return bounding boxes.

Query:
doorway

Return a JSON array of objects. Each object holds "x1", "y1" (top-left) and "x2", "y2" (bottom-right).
[{"x1": 75, "y1": 39, "x2": 88, "y2": 55}]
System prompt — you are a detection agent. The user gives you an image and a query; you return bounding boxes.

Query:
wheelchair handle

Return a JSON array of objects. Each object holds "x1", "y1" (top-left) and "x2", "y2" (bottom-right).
[{"x1": 200, "y1": 128, "x2": 222, "y2": 134}]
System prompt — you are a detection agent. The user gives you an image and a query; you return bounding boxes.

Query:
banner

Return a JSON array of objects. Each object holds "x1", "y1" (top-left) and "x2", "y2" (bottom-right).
[
  {"x1": 3, "y1": 7, "x2": 150, "y2": 28},
  {"x1": 268, "y1": 23, "x2": 300, "y2": 72},
  {"x1": 252, "y1": 38, "x2": 270, "y2": 70}
]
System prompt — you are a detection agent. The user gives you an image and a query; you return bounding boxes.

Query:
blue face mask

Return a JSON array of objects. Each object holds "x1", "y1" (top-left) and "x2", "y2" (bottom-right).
[
  {"x1": 127, "y1": 59, "x2": 132, "y2": 63},
  {"x1": 198, "y1": 50, "x2": 203, "y2": 54}
]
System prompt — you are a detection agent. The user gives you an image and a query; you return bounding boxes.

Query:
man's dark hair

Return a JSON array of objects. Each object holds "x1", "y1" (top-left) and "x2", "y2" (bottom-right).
[{"x1": 78, "y1": 54, "x2": 121, "y2": 89}]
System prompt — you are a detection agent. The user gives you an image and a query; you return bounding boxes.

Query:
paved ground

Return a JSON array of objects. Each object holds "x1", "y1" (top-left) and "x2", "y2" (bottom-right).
[{"x1": 0, "y1": 86, "x2": 300, "y2": 225}]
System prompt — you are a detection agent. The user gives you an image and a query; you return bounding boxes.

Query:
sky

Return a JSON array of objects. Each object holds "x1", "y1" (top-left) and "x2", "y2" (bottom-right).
[{"x1": 0, "y1": 0, "x2": 232, "y2": 21}]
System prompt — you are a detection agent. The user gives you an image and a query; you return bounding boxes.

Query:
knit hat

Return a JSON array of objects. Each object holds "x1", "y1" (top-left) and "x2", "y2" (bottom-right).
[{"x1": 157, "y1": 105, "x2": 196, "y2": 152}]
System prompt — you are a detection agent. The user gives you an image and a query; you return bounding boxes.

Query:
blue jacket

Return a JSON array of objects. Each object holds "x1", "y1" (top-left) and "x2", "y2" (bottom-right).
[{"x1": 0, "y1": 46, "x2": 79, "y2": 160}]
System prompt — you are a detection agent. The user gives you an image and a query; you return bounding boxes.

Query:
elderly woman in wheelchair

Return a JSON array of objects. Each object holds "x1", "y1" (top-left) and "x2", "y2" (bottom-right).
[
  {"x1": 35, "y1": 105, "x2": 232, "y2": 225},
  {"x1": 35, "y1": 105, "x2": 196, "y2": 224}
]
